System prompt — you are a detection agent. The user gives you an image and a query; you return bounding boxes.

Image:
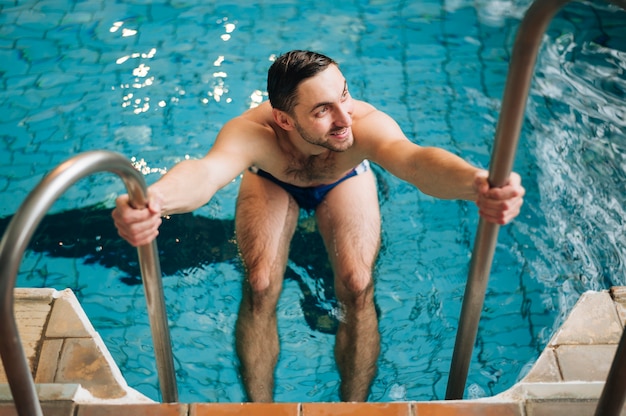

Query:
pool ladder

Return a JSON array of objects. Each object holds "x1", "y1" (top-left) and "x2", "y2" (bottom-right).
[
  {"x1": 0, "y1": 151, "x2": 178, "y2": 416},
  {"x1": 446, "y1": 0, "x2": 626, "y2": 415}
]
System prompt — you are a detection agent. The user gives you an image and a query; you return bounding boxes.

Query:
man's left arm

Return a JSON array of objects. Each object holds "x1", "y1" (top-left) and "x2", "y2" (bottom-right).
[{"x1": 357, "y1": 109, "x2": 525, "y2": 225}]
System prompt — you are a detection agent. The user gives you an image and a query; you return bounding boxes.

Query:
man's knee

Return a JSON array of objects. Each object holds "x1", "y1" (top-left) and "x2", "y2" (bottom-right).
[
  {"x1": 244, "y1": 264, "x2": 283, "y2": 300},
  {"x1": 247, "y1": 273, "x2": 273, "y2": 293},
  {"x1": 336, "y1": 270, "x2": 374, "y2": 301},
  {"x1": 240, "y1": 275, "x2": 281, "y2": 317}
]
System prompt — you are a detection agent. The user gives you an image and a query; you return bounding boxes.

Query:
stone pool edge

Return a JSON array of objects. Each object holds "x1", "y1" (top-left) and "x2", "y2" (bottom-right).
[{"x1": 1, "y1": 286, "x2": 624, "y2": 415}]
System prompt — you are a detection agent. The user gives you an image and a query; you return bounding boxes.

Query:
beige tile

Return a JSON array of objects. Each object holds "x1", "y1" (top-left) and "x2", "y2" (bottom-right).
[
  {"x1": 46, "y1": 289, "x2": 91, "y2": 338},
  {"x1": 0, "y1": 383, "x2": 82, "y2": 401},
  {"x1": 556, "y1": 344, "x2": 617, "y2": 382},
  {"x1": 525, "y1": 399, "x2": 626, "y2": 416},
  {"x1": 40, "y1": 401, "x2": 77, "y2": 416},
  {"x1": 56, "y1": 338, "x2": 125, "y2": 399},
  {"x1": 522, "y1": 348, "x2": 562, "y2": 383},
  {"x1": 550, "y1": 291, "x2": 622, "y2": 346},
  {"x1": 14, "y1": 288, "x2": 57, "y2": 302},
  {"x1": 614, "y1": 302, "x2": 626, "y2": 327},
  {"x1": 525, "y1": 400, "x2": 596, "y2": 416},
  {"x1": 514, "y1": 381, "x2": 605, "y2": 404},
  {"x1": 3, "y1": 296, "x2": 53, "y2": 379},
  {"x1": 0, "y1": 290, "x2": 55, "y2": 383},
  {"x1": 35, "y1": 339, "x2": 63, "y2": 383},
  {"x1": 14, "y1": 301, "x2": 51, "y2": 336},
  {"x1": 0, "y1": 383, "x2": 80, "y2": 416}
]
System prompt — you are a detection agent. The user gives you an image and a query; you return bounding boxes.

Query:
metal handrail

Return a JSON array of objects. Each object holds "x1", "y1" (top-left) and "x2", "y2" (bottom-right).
[
  {"x1": 445, "y1": 0, "x2": 626, "y2": 413},
  {"x1": 0, "y1": 151, "x2": 178, "y2": 415},
  {"x1": 596, "y1": 327, "x2": 626, "y2": 415}
]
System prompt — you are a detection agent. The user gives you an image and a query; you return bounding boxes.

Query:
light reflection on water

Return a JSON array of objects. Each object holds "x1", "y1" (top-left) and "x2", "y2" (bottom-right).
[{"x1": 0, "y1": 0, "x2": 625, "y2": 405}]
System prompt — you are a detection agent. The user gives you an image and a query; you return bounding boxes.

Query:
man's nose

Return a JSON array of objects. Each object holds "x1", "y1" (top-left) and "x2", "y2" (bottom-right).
[{"x1": 335, "y1": 102, "x2": 353, "y2": 126}]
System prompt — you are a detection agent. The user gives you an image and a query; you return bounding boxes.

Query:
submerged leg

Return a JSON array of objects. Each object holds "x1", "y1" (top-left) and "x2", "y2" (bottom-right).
[
  {"x1": 316, "y1": 168, "x2": 381, "y2": 401},
  {"x1": 334, "y1": 284, "x2": 379, "y2": 401},
  {"x1": 234, "y1": 171, "x2": 299, "y2": 402},
  {"x1": 235, "y1": 280, "x2": 281, "y2": 402}
]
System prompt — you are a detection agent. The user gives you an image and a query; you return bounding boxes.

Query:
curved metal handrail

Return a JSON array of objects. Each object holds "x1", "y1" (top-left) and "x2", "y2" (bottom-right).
[
  {"x1": 446, "y1": 1, "x2": 626, "y2": 414},
  {"x1": 0, "y1": 151, "x2": 178, "y2": 415},
  {"x1": 597, "y1": 328, "x2": 626, "y2": 415}
]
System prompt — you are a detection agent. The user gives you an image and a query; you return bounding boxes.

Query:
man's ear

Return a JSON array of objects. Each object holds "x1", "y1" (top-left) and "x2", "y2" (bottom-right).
[{"x1": 272, "y1": 108, "x2": 295, "y2": 131}]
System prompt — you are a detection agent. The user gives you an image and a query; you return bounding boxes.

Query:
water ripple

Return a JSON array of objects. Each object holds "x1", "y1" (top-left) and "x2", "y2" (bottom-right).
[
  {"x1": 525, "y1": 8, "x2": 626, "y2": 331},
  {"x1": 519, "y1": 4, "x2": 626, "y2": 334},
  {"x1": 536, "y1": 33, "x2": 626, "y2": 127}
]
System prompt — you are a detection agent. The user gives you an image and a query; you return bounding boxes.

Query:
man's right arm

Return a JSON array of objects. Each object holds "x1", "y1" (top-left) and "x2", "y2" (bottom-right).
[
  {"x1": 112, "y1": 116, "x2": 261, "y2": 246},
  {"x1": 112, "y1": 156, "x2": 233, "y2": 246}
]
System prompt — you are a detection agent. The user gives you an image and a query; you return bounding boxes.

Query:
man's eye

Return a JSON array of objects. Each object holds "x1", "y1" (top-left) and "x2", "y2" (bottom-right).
[{"x1": 316, "y1": 106, "x2": 329, "y2": 117}]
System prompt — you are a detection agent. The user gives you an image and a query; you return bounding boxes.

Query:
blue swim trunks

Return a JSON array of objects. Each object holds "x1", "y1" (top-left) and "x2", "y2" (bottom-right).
[{"x1": 249, "y1": 160, "x2": 370, "y2": 211}]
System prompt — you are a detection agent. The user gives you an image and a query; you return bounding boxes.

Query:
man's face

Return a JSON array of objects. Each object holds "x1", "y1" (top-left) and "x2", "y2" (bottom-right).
[{"x1": 290, "y1": 65, "x2": 355, "y2": 152}]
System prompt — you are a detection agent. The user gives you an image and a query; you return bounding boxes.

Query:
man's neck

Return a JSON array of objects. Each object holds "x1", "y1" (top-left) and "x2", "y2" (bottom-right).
[{"x1": 284, "y1": 130, "x2": 328, "y2": 158}]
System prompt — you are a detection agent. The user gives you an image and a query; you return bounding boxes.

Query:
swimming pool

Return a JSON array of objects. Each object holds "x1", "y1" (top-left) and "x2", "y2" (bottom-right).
[{"x1": 1, "y1": 0, "x2": 625, "y2": 404}]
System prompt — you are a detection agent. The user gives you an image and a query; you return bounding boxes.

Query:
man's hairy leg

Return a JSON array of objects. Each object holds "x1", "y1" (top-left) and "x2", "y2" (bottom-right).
[
  {"x1": 334, "y1": 283, "x2": 380, "y2": 401},
  {"x1": 316, "y1": 169, "x2": 381, "y2": 401},
  {"x1": 234, "y1": 171, "x2": 298, "y2": 402},
  {"x1": 235, "y1": 281, "x2": 281, "y2": 402}
]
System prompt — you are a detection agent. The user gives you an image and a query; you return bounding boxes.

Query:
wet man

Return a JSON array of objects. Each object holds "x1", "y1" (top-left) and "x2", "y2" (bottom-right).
[{"x1": 112, "y1": 50, "x2": 525, "y2": 402}]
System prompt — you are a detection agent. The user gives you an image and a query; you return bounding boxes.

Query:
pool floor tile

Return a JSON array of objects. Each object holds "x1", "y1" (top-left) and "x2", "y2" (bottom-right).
[
  {"x1": 190, "y1": 402, "x2": 300, "y2": 416},
  {"x1": 301, "y1": 402, "x2": 411, "y2": 416}
]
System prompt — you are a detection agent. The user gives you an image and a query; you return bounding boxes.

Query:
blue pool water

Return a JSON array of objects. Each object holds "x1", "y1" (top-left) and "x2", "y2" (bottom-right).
[{"x1": 1, "y1": 0, "x2": 626, "y2": 404}]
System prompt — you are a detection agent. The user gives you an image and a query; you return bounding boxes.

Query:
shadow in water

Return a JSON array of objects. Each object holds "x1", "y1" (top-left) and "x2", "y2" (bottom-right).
[{"x1": 0, "y1": 205, "x2": 339, "y2": 334}]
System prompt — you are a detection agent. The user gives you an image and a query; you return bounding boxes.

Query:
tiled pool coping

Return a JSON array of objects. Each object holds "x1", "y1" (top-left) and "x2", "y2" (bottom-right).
[{"x1": 1, "y1": 287, "x2": 625, "y2": 415}]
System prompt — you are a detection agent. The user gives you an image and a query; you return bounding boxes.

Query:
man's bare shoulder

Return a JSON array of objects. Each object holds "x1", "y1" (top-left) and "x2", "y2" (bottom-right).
[
  {"x1": 208, "y1": 102, "x2": 282, "y2": 171},
  {"x1": 215, "y1": 103, "x2": 279, "y2": 148},
  {"x1": 223, "y1": 102, "x2": 274, "y2": 133},
  {"x1": 351, "y1": 100, "x2": 404, "y2": 141},
  {"x1": 352, "y1": 100, "x2": 379, "y2": 120}
]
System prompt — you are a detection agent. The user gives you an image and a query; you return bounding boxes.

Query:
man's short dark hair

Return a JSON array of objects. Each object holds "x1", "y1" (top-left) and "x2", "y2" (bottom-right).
[{"x1": 267, "y1": 50, "x2": 337, "y2": 114}]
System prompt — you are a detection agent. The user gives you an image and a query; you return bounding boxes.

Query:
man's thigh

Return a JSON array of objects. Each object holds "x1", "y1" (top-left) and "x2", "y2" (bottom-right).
[
  {"x1": 315, "y1": 169, "x2": 381, "y2": 280},
  {"x1": 235, "y1": 171, "x2": 300, "y2": 273}
]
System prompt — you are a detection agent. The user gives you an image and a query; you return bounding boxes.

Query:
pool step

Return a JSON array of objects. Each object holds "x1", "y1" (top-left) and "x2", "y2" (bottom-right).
[{"x1": 0, "y1": 288, "x2": 152, "y2": 403}]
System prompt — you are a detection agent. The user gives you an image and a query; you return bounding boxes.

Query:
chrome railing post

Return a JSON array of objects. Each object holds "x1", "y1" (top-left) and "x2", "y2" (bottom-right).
[
  {"x1": 0, "y1": 151, "x2": 178, "y2": 416},
  {"x1": 445, "y1": 0, "x2": 571, "y2": 400},
  {"x1": 596, "y1": 325, "x2": 626, "y2": 415}
]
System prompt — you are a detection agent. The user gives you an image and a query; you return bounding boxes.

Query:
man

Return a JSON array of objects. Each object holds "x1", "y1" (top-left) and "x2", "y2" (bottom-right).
[{"x1": 112, "y1": 50, "x2": 524, "y2": 402}]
